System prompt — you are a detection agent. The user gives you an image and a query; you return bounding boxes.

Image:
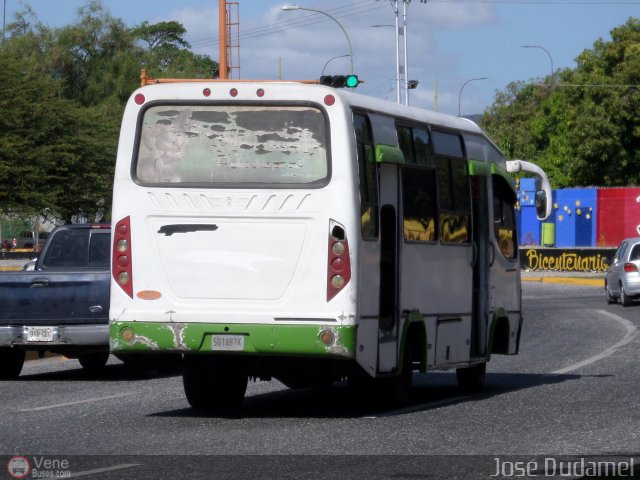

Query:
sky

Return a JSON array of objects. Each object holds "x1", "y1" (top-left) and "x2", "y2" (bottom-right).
[{"x1": 3, "y1": 0, "x2": 640, "y2": 116}]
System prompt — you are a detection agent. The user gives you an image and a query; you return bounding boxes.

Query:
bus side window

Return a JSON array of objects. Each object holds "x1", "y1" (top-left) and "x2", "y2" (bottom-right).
[
  {"x1": 354, "y1": 114, "x2": 378, "y2": 239},
  {"x1": 492, "y1": 175, "x2": 518, "y2": 259},
  {"x1": 397, "y1": 124, "x2": 437, "y2": 242},
  {"x1": 397, "y1": 125, "x2": 414, "y2": 163},
  {"x1": 402, "y1": 167, "x2": 437, "y2": 242},
  {"x1": 432, "y1": 130, "x2": 470, "y2": 244}
]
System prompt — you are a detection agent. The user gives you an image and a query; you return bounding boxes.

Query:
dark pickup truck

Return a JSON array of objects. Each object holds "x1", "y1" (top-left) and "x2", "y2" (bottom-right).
[{"x1": 0, "y1": 224, "x2": 111, "y2": 378}]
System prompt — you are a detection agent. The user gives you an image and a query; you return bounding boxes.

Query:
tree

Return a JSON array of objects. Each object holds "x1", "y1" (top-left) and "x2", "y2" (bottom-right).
[
  {"x1": 482, "y1": 17, "x2": 640, "y2": 188},
  {"x1": 0, "y1": 0, "x2": 219, "y2": 222},
  {"x1": 133, "y1": 20, "x2": 218, "y2": 78},
  {"x1": 0, "y1": 53, "x2": 116, "y2": 223}
]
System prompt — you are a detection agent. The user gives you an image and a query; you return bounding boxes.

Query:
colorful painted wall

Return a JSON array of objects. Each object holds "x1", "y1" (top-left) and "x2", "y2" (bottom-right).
[{"x1": 517, "y1": 181, "x2": 640, "y2": 248}]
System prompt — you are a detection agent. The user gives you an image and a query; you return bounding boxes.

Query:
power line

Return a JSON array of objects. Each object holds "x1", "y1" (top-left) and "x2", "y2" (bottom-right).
[
  {"x1": 189, "y1": 1, "x2": 388, "y2": 49},
  {"x1": 188, "y1": 0, "x2": 640, "y2": 50}
]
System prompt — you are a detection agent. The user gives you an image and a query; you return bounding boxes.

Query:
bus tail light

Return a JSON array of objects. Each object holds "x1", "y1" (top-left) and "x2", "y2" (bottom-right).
[
  {"x1": 113, "y1": 216, "x2": 133, "y2": 298},
  {"x1": 327, "y1": 221, "x2": 351, "y2": 302}
]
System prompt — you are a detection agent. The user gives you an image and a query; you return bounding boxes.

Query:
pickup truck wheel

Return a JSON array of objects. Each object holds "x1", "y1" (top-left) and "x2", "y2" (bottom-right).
[
  {"x1": 183, "y1": 354, "x2": 248, "y2": 414},
  {"x1": 78, "y1": 352, "x2": 109, "y2": 370},
  {"x1": 0, "y1": 348, "x2": 25, "y2": 379}
]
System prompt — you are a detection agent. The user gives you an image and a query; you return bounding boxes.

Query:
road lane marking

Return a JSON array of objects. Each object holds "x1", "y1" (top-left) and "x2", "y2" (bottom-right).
[
  {"x1": 18, "y1": 392, "x2": 138, "y2": 412},
  {"x1": 69, "y1": 464, "x2": 141, "y2": 478},
  {"x1": 552, "y1": 309, "x2": 637, "y2": 375}
]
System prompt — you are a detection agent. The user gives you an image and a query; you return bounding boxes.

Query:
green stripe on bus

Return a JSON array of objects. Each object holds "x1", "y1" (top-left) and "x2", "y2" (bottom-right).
[
  {"x1": 468, "y1": 159, "x2": 489, "y2": 176},
  {"x1": 110, "y1": 321, "x2": 357, "y2": 358}
]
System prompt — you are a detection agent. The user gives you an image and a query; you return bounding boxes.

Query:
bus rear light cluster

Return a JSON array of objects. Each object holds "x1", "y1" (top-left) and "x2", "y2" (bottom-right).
[
  {"x1": 327, "y1": 221, "x2": 351, "y2": 302},
  {"x1": 113, "y1": 216, "x2": 133, "y2": 298}
]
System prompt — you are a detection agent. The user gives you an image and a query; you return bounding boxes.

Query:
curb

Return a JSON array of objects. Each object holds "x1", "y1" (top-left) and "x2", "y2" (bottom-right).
[{"x1": 521, "y1": 276, "x2": 604, "y2": 287}]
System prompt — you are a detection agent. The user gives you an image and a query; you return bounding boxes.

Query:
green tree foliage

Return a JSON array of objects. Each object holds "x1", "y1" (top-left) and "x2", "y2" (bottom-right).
[
  {"x1": 0, "y1": 0, "x2": 218, "y2": 222},
  {"x1": 0, "y1": 52, "x2": 117, "y2": 223},
  {"x1": 482, "y1": 18, "x2": 640, "y2": 188}
]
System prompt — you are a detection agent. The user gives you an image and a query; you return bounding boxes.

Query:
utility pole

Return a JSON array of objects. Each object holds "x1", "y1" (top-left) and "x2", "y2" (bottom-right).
[{"x1": 219, "y1": 0, "x2": 228, "y2": 79}]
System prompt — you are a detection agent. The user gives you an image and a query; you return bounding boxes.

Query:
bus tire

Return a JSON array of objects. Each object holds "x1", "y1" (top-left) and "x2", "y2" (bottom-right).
[
  {"x1": 78, "y1": 352, "x2": 110, "y2": 370},
  {"x1": 183, "y1": 354, "x2": 248, "y2": 413},
  {"x1": 387, "y1": 343, "x2": 413, "y2": 407},
  {"x1": 0, "y1": 348, "x2": 25, "y2": 380},
  {"x1": 456, "y1": 362, "x2": 486, "y2": 392}
]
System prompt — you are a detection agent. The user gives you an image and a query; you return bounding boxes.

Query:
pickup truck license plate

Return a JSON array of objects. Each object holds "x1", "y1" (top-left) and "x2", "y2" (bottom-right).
[
  {"x1": 212, "y1": 335, "x2": 244, "y2": 351},
  {"x1": 26, "y1": 327, "x2": 55, "y2": 342}
]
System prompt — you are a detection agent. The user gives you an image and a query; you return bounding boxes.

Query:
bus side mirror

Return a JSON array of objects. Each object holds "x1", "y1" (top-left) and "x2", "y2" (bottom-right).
[
  {"x1": 506, "y1": 159, "x2": 552, "y2": 221},
  {"x1": 535, "y1": 190, "x2": 547, "y2": 220}
]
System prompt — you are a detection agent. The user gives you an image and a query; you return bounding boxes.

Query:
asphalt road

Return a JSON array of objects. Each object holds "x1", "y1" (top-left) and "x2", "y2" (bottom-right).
[{"x1": 1, "y1": 281, "x2": 639, "y2": 479}]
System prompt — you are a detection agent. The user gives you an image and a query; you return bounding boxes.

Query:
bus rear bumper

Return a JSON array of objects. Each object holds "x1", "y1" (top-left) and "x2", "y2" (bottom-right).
[{"x1": 110, "y1": 321, "x2": 356, "y2": 358}]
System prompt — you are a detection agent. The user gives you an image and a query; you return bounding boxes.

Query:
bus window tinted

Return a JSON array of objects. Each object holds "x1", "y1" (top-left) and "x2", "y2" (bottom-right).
[
  {"x1": 354, "y1": 114, "x2": 378, "y2": 239},
  {"x1": 136, "y1": 105, "x2": 328, "y2": 186},
  {"x1": 433, "y1": 130, "x2": 470, "y2": 244},
  {"x1": 402, "y1": 166, "x2": 437, "y2": 242},
  {"x1": 493, "y1": 175, "x2": 517, "y2": 259}
]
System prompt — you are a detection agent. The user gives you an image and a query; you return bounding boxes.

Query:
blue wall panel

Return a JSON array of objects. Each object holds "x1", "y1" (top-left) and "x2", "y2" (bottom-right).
[{"x1": 549, "y1": 188, "x2": 597, "y2": 247}]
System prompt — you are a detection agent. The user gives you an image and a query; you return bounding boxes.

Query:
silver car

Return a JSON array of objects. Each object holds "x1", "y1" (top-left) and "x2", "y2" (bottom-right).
[{"x1": 606, "y1": 237, "x2": 640, "y2": 306}]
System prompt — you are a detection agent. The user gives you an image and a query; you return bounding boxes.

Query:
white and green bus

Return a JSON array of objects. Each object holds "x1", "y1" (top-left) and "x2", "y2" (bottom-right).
[{"x1": 109, "y1": 78, "x2": 551, "y2": 411}]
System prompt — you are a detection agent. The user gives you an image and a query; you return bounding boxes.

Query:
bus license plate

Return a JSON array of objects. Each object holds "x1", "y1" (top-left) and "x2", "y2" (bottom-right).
[
  {"x1": 212, "y1": 335, "x2": 244, "y2": 351},
  {"x1": 26, "y1": 327, "x2": 55, "y2": 342}
]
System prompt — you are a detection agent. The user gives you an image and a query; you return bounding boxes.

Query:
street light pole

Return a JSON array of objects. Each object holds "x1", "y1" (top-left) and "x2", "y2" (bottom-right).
[
  {"x1": 282, "y1": 5, "x2": 354, "y2": 74},
  {"x1": 458, "y1": 77, "x2": 488, "y2": 117},
  {"x1": 402, "y1": 0, "x2": 409, "y2": 105},
  {"x1": 372, "y1": 22, "x2": 401, "y2": 104},
  {"x1": 321, "y1": 54, "x2": 349, "y2": 77},
  {"x1": 521, "y1": 45, "x2": 554, "y2": 80}
]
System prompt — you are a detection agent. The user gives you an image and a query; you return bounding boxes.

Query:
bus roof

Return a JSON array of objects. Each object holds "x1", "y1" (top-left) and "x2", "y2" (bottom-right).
[{"x1": 135, "y1": 72, "x2": 487, "y2": 142}]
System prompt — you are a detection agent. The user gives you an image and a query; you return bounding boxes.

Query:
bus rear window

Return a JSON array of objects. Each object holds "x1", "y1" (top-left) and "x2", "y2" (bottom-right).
[{"x1": 135, "y1": 105, "x2": 328, "y2": 186}]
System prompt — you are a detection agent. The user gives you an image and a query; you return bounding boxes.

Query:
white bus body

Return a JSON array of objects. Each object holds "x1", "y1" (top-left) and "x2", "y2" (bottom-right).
[{"x1": 109, "y1": 81, "x2": 549, "y2": 410}]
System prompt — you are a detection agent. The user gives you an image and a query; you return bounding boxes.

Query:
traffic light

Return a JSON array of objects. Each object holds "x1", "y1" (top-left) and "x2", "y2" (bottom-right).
[{"x1": 319, "y1": 74, "x2": 359, "y2": 88}]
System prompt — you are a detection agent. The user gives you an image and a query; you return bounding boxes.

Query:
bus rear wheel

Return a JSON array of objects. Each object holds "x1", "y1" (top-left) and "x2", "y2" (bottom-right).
[
  {"x1": 456, "y1": 362, "x2": 486, "y2": 392},
  {"x1": 386, "y1": 343, "x2": 413, "y2": 407},
  {"x1": 183, "y1": 354, "x2": 248, "y2": 413}
]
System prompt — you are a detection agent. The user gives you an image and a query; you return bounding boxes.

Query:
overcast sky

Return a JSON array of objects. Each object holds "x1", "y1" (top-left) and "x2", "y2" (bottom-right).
[{"x1": 4, "y1": 0, "x2": 639, "y2": 116}]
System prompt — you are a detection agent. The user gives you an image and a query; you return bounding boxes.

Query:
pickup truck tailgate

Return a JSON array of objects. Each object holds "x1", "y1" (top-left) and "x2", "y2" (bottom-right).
[{"x1": 0, "y1": 270, "x2": 109, "y2": 325}]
